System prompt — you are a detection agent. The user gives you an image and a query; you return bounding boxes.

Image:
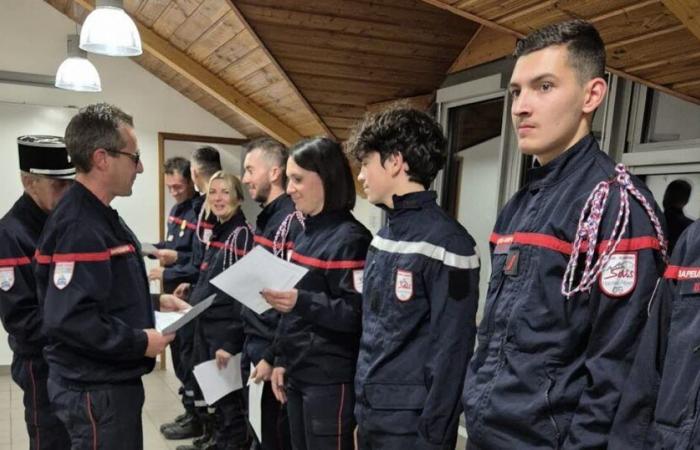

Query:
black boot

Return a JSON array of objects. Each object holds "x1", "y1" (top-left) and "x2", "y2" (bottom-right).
[
  {"x1": 162, "y1": 412, "x2": 204, "y2": 440},
  {"x1": 160, "y1": 411, "x2": 189, "y2": 433}
]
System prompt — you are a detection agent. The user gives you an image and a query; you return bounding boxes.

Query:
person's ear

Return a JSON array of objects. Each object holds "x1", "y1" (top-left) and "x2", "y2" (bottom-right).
[
  {"x1": 92, "y1": 148, "x2": 110, "y2": 171},
  {"x1": 582, "y1": 77, "x2": 607, "y2": 114},
  {"x1": 269, "y1": 165, "x2": 281, "y2": 183},
  {"x1": 384, "y1": 152, "x2": 404, "y2": 177}
]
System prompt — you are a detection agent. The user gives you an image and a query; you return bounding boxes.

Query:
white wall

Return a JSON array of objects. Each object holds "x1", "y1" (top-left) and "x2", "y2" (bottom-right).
[{"x1": 0, "y1": 0, "x2": 245, "y2": 365}]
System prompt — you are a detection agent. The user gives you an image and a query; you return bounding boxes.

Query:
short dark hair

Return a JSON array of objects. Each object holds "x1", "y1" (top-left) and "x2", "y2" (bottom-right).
[
  {"x1": 663, "y1": 179, "x2": 692, "y2": 209},
  {"x1": 64, "y1": 103, "x2": 134, "y2": 173},
  {"x1": 163, "y1": 156, "x2": 191, "y2": 180},
  {"x1": 346, "y1": 108, "x2": 446, "y2": 189},
  {"x1": 514, "y1": 19, "x2": 606, "y2": 83},
  {"x1": 290, "y1": 137, "x2": 355, "y2": 212},
  {"x1": 191, "y1": 146, "x2": 222, "y2": 179},
  {"x1": 244, "y1": 137, "x2": 289, "y2": 186}
]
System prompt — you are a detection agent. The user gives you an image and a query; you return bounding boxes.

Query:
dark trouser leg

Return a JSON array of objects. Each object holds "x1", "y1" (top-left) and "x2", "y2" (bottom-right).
[
  {"x1": 286, "y1": 379, "x2": 355, "y2": 450},
  {"x1": 285, "y1": 381, "x2": 306, "y2": 450},
  {"x1": 260, "y1": 382, "x2": 292, "y2": 450},
  {"x1": 47, "y1": 378, "x2": 145, "y2": 450},
  {"x1": 213, "y1": 389, "x2": 250, "y2": 450},
  {"x1": 10, "y1": 354, "x2": 70, "y2": 450}
]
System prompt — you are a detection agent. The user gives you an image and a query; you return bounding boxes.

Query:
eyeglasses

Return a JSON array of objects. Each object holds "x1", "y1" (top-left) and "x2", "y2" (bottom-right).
[{"x1": 108, "y1": 149, "x2": 140, "y2": 165}]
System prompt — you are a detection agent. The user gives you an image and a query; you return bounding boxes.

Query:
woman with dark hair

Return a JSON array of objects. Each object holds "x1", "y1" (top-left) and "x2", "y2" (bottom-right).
[
  {"x1": 162, "y1": 171, "x2": 253, "y2": 450},
  {"x1": 261, "y1": 138, "x2": 372, "y2": 450}
]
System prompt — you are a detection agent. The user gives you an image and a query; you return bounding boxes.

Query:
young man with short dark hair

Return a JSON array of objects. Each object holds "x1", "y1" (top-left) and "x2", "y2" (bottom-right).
[
  {"x1": 461, "y1": 20, "x2": 667, "y2": 449},
  {"x1": 349, "y1": 108, "x2": 480, "y2": 449}
]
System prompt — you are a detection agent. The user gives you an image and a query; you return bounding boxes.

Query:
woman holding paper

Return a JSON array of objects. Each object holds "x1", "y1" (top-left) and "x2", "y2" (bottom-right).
[
  {"x1": 173, "y1": 170, "x2": 253, "y2": 450},
  {"x1": 261, "y1": 138, "x2": 372, "y2": 450}
]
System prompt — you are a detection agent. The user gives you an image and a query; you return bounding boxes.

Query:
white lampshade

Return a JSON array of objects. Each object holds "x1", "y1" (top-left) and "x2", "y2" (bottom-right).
[
  {"x1": 80, "y1": 0, "x2": 142, "y2": 57},
  {"x1": 55, "y1": 35, "x2": 102, "y2": 92}
]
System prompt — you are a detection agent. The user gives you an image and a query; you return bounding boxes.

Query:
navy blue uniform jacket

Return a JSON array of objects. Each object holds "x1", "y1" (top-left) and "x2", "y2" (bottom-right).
[
  {"x1": 610, "y1": 220, "x2": 700, "y2": 449},
  {"x1": 35, "y1": 182, "x2": 154, "y2": 386},
  {"x1": 462, "y1": 135, "x2": 666, "y2": 449},
  {"x1": 0, "y1": 194, "x2": 49, "y2": 356},
  {"x1": 194, "y1": 209, "x2": 252, "y2": 355},
  {"x1": 275, "y1": 210, "x2": 372, "y2": 384},
  {"x1": 355, "y1": 191, "x2": 480, "y2": 446},
  {"x1": 155, "y1": 196, "x2": 201, "y2": 289},
  {"x1": 242, "y1": 194, "x2": 301, "y2": 365}
]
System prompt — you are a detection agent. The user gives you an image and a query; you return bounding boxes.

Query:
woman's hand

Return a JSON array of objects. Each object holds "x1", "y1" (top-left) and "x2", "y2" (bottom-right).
[
  {"x1": 215, "y1": 349, "x2": 232, "y2": 370},
  {"x1": 271, "y1": 367, "x2": 287, "y2": 404},
  {"x1": 159, "y1": 294, "x2": 190, "y2": 313},
  {"x1": 261, "y1": 289, "x2": 298, "y2": 313},
  {"x1": 250, "y1": 359, "x2": 273, "y2": 383}
]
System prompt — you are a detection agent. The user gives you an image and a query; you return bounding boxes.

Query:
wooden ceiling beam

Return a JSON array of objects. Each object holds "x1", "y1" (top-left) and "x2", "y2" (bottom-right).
[
  {"x1": 420, "y1": 0, "x2": 700, "y2": 105},
  {"x1": 589, "y1": 0, "x2": 662, "y2": 23},
  {"x1": 66, "y1": 0, "x2": 303, "y2": 144},
  {"x1": 224, "y1": 0, "x2": 334, "y2": 139},
  {"x1": 661, "y1": 0, "x2": 700, "y2": 42}
]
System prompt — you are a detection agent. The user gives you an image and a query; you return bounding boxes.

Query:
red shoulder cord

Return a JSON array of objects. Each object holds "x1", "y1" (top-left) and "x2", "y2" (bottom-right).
[
  {"x1": 561, "y1": 164, "x2": 668, "y2": 299},
  {"x1": 273, "y1": 211, "x2": 305, "y2": 258}
]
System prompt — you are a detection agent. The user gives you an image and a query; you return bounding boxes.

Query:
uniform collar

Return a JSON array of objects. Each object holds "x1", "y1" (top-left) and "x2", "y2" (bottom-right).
[
  {"x1": 257, "y1": 193, "x2": 293, "y2": 229},
  {"x1": 173, "y1": 195, "x2": 196, "y2": 214},
  {"x1": 385, "y1": 190, "x2": 436, "y2": 215},
  {"x1": 525, "y1": 134, "x2": 598, "y2": 191},
  {"x1": 212, "y1": 208, "x2": 247, "y2": 242},
  {"x1": 17, "y1": 192, "x2": 48, "y2": 234},
  {"x1": 304, "y1": 209, "x2": 351, "y2": 232}
]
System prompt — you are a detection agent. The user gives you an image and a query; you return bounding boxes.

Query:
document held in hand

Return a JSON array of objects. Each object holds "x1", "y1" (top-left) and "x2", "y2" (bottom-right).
[
  {"x1": 247, "y1": 363, "x2": 264, "y2": 443},
  {"x1": 154, "y1": 293, "x2": 215, "y2": 334},
  {"x1": 210, "y1": 246, "x2": 308, "y2": 315},
  {"x1": 193, "y1": 354, "x2": 243, "y2": 405}
]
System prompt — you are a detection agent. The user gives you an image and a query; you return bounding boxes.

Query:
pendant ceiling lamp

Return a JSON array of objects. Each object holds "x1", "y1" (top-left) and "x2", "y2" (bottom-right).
[
  {"x1": 80, "y1": 0, "x2": 142, "y2": 57},
  {"x1": 55, "y1": 34, "x2": 101, "y2": 92}
]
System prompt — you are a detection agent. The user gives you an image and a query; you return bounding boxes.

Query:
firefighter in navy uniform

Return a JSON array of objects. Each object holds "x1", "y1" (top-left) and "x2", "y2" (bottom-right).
[
  {"x1": 347, "y1": 109, "x2": 481, "y2": 450},
  {"x1": 34, "y1": 103, "x2": 178, "y2": 450},
  {"x1": 0, "y1": 135, "x2": 73, "y2": 449},
  {"x1": 461, "y1": 22, "x2": 667, "y2": 450},
  {"x1": 161, "y1": 147, "x2": 221, "y2": 444},
  {"x1": 149, "y1": 157, "x2": 199, "y2": 293},
  {"x1": 262, "y1": 138, "x2": 372, "y2": 450},
  {"x1": 180, "y1": 171, "x2": 253, "y2": 450},
  {"x1": 241, "y1": 138, "x2": 300, "y2": 450},
  {"x1": 609, "y1": 220, "x2": 700, "y2": 449}
]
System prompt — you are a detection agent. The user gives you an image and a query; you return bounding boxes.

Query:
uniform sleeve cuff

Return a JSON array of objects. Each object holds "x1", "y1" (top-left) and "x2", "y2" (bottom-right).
[
  {"x1": 293, "y1": 290, "x2": 312, "y2": 316},
  {"x1": 133, "y1": 329, "x2": 149, "y2": 358}
]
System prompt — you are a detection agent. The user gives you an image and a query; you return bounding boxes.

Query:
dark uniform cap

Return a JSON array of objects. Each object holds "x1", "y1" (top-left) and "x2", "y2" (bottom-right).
[{"x1": 17, "y1": 135, "x2": 75, "y2": 179}]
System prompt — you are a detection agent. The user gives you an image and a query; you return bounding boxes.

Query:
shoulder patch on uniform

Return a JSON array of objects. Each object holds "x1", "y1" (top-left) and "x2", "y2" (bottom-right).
[
  {"x1": 353, "y1": 269, "x2": 364, "y2": 294},
  {"x1": 395, "y1": 269, "x2": 413, "y2": 302},
  {"x1": 202, "y1": 229, "x2": 213, "y2": 243},
  {"x1": 0, "y1": 267, "x2": 15, "y2": 292},
  {"x1": 53, "y1": 261, "x2": 75, "y2": 290},
  {"x1": 599, "y1": 253, "x2": 637, "y2": 298}
]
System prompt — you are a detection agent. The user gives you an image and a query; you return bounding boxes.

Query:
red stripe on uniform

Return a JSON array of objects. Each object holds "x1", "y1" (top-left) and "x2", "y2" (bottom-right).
[
  {"x1": 86, "y1": 392, "x2": 98, "y2": 450},
  {"x1": 168, "y1": 216, "x2": 197, "y2": 230},
  {"x1": 35, "y1": 245, "x2": 136, "y2": 263},
  {"x1": 290, "y1": 252, "x2": 365, "y2": 270},
  {"x1": 254, "y1": 235, "x2": 294, "y2": 250},
  {"x1": 664, "y1": 265, "x2": 700, "y2": 280},
  {"x1": 490, "y1": 232, "x2": 661, "y2": 256},
  {"x1": 0, "y1": 256, "x2": 31, "y2": 266},
  {"x1": 208, "y1": 241, "x2": 248, "y2": 256}
]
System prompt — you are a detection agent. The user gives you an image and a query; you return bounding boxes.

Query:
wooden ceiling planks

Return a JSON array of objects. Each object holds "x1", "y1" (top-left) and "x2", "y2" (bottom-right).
[
  {"x1": 427, "y1": 0, "x2": 700, "y2": 104},
  {"x1": 46, "y1": 0, "x2": 332, "y2": 143},
  {"x1": 236, "y1": 0, "x2": 478, "y2": 142}
]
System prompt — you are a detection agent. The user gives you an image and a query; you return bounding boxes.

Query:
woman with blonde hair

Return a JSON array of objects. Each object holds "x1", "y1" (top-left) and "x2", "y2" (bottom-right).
[{"x1": 166, "y1": 170, "x2": 253, "y2": 450}]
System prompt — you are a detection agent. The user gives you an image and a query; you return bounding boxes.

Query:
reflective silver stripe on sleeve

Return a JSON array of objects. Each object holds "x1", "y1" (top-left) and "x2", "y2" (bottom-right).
[{"x1": 370, "y1": 235, "x2": 480, "y2": 269}]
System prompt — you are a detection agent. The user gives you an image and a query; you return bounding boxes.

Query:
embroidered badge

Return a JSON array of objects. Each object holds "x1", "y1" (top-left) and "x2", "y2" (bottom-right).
[
  {"x1": 694, "y1": 282, "x2": 700, "y2": 294},
  {"x1": 599, "y1": 253, "x2": 637, "y2": 297},
  {"x1": 395, "y1": 269, "x2": 413, "y2": 302},
  {"x1": 503, "y1": 249, "x2": 520, "y2": 276},
  {"x1": 0, "y1": 267, "x2": 15, "y2": 292},
  {"x1": 286, "y1": 250, "x2": 294, "y2": 263},
  {"x1": 53, "y1": 262, "x2": 75, "y2": 290},
  {"x1": 353, "y1": 270, "x2": 364, "y2": 293},
  {"x1": 203, "y1": 229, "x2": 213, "y2": 243},
  {"x1": 167, "y1": 234, "x2": 174, "y2": 242}
]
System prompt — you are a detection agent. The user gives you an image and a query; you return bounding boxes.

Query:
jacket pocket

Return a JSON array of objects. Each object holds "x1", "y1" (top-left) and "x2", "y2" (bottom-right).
[{"x1": 363, "y1": 383, "x2": 427, "y2": 434}]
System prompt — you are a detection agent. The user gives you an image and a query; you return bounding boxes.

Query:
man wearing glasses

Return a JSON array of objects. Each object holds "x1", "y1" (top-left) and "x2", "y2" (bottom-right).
[{"x1": 35, "y1": 103, "x2": 182, "y2": 449}]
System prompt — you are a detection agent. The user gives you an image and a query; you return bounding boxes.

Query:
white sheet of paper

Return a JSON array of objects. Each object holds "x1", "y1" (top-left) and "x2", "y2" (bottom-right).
[
  {"x1": 140, "y1": 242, "x2": 158, "y2": 257},
  {"x1": 247, "y1": 363, "x2": 264, "y2": 444},
  {"x1": 193, "y1": 354, "x2": 243, "y2": 405},
  {"x1": 154, "y1": 311, "x2": 184, "y2": 333},
  {"x1": 210, "y1": 246, "x2": 308, "y2": 315},
  {"x1": 159, "y1": 294, "x2": 215, "y2": 334}
]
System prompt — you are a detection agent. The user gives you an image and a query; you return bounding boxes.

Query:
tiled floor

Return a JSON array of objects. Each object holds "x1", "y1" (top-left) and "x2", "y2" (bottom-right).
[{"x1": 1, "y1": 357, "x2": 468, "y2": 449}]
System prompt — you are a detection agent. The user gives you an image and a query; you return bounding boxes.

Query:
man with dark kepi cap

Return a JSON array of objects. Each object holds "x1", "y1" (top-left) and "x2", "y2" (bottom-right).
[{"x1": 0, "y1": 135, "x2": 73, "y2": 449}]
